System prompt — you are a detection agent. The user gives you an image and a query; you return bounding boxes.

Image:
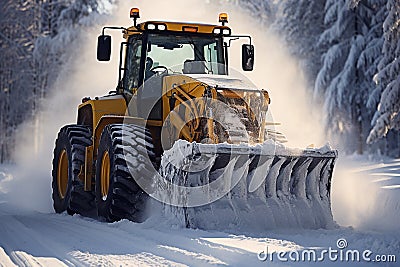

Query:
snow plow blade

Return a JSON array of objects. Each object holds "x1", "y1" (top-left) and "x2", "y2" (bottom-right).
[{"x1": 161, "y1": 141, "x2": 338, "y2": 230}]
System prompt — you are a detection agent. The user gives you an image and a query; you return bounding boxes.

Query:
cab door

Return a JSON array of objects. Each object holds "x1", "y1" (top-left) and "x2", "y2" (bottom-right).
[{"x1": 123, "y1": 34, "x2": 143, "y2": 116}]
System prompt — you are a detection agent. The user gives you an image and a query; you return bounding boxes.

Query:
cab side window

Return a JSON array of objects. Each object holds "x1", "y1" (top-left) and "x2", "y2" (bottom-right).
[{"x1": 124, "y1": 35, "x2": 142, "y2": 94}]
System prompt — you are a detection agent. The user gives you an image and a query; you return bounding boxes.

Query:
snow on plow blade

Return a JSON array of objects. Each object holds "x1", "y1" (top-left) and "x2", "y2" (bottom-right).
[{"x1": 161, "y1": 141, "x2": 338, "y2": 230}]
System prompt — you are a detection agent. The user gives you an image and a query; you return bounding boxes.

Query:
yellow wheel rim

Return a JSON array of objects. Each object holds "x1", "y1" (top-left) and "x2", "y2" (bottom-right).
[
  {"x1": 101, "y1": 151, "x2": 111, "y2": 199},
  {"x1": 57, "y1": 149, "x2": 68, "y2": 199}
]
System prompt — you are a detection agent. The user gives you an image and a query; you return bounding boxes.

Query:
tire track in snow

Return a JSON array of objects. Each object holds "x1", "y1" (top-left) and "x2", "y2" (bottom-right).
[
  {"x1": 0, "y1": 213, "x2": 73, "y2": 266},
  {"x1": 0, "y1": 211, "x2": 260, "y2": 266}
]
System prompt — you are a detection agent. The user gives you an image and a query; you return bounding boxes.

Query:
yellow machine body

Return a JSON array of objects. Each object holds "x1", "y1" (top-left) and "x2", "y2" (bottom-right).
[
  {"x1": 77, "y1": 70, "x2": 270, "y2": 191},
  {"x1": 52, "y1": 10, "x2": 337, "y2": 230}
]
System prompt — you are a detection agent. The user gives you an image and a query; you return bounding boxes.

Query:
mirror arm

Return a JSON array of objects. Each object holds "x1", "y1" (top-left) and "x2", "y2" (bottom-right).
[
  {"x1": 101, "y1": 26, "x2": 126, "y2": 36},
  {"x1": 101, "y1": 26, "x2": 144, "y2": 36},
  {"x1": 226, "y1": 35, "x2": 252, "y2": 47},
  {"x1": 227, "y1": 37, "x2": 239, "y2": 47}
]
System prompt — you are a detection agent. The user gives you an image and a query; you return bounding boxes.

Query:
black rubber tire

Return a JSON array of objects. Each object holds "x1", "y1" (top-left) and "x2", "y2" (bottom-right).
[
  {"x1": 95, "y1": 124, "x2": 156, "y2": 222},
  {"x1": 52, "y1": 125, "x2": 95, "y2": 215}
]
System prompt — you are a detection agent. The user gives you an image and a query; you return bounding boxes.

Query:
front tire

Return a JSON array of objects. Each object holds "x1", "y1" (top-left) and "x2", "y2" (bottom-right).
[
  {"x1": 52, "y1": 126, "x2": 75, "y2": 213},
  {"x1": 95, "y1": 124, "x2": 156, "y2": 222},
  {"x1": 52, "y1": 125, "x2": 95, "y2": 215}
]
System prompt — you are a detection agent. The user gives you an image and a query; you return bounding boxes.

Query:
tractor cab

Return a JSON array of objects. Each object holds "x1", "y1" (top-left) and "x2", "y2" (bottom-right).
[{"x1": 97, "y1": 9, "x2": 254, "y2": 97}]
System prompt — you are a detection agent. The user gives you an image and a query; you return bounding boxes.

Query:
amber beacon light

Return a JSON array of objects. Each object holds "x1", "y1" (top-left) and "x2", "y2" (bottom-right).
[
  {"x1": 130, "y1": 8, "x2": 140, "y2": 18},
  {"x1": 130, "y1": 8, "x2": 140, "y2": 27},
  {"x1": 219, "y1": 13, "x2": 228, "y2": 25}
]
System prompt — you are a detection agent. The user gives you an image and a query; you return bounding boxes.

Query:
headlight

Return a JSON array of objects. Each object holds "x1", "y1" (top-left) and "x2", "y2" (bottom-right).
[
  {"x1": 146, "y1": 23, "x2": 166, "y2": 31},
  {"x1": 146, "y1": 23, "x2": 156, "y2": 30},
  {"x1": 213, "y1": 28, "x2": 221, "y2": 34},
  {"x1": 222, "y1": 29, "x2": 231, "y2": 35},
  {"x1": 157, "y1": 24, "x2": 166, "y2": 31},
  {"x1": 213, "y1": 27, "x2": 231, "y2": 36}
]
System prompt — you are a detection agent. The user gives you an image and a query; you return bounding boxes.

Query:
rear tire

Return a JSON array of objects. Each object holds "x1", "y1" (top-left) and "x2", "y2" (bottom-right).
[
  {"x1": 95, "y1": 124, "x2": 156, "y2": 222},
  {"x1": 52, "y1": 125, "x2": 95, "y2": 215}
]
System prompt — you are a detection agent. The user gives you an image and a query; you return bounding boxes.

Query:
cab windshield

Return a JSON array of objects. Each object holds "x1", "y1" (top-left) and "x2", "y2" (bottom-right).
[{"x1": 145, "y1": 33, "x2": 226, "y2": 76}]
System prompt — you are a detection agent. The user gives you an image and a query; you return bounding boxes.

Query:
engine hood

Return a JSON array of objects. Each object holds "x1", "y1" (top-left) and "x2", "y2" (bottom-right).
[{"x1": 185, "y1": 74, "x2": 258, "y2": 91}]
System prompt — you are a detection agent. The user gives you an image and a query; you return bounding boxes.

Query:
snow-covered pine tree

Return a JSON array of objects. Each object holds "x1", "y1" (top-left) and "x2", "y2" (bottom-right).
[
  {"x1": 239, "y1": 0, "x2": 274, "y2": 24},
  {"x1": 33, "y1": 0, "x2": 114, "y2": 94},
  {"x1": 0, "y1": 0, "x2": 43, "y2": 163},
  {"x1": 0, "y1": 0, "x2": 113, "y2": 163},
  {"x1": 355, "y1": 0, "x2": 390, "y2": 154},
  {"x1": 273, "y1": 0, "x2": 326, "y2": 85},
  {"x1": 367, "y1": 0, "x2": 400, "y2": 155},
  {"x1": 315, "y1": 0, "x2": 384, "y2": 154}
]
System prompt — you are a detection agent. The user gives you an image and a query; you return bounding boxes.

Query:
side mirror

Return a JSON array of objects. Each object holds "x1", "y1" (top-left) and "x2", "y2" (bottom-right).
[
  {"x1": 242, "y1": 44, "x2": 254, "y2": 71},
  {"x1": 97, "y1": 35, "x2": 112, "y2": 61}
]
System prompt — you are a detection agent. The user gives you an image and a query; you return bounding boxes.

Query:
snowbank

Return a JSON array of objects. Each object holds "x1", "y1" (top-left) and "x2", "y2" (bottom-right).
[{"x1": 332, "y1": 156, "x2": 400, "y2": 232}]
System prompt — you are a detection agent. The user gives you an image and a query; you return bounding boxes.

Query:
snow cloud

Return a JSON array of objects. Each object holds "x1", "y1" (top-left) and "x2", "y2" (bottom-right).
[
  {"x1": 6, "y1": 4, "x2": 118, "y2": 212},
  {"x1": 332, "y1": 156, "x2": 400, "y2": 232}
]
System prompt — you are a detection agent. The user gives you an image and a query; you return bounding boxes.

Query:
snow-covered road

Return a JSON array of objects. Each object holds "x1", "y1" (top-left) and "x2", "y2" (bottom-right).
[
  {"x1": 0, "y1": 206, "x2": 398, "y2": 267},
  {"x1": 0, "y1": 157, "x2": 399, "y2": 266}
]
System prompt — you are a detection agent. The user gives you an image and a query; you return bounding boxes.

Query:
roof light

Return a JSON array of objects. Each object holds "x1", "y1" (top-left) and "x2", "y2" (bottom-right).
[
  {"x1": 213, "y1": 28, "x2": 221, "y2": 34},
  {"x1": 182, "y1": 26, "x2": 198, "y2": 32},
  {"x1": 147, "y1": 23, "x2": 156, "y2": 30},
  {"x1": 130, "y1": 8, "x2": 140, "y2": 18},
  {"x1": 157, "y1": 24, "x2": 166, "y2": 31},
  {"x1": 213, "y1": 27, "x2": 231, "y2": 36},
  {"x1": 219, "y1": 13, "x2": 228, "y2": 25},
  {"x1": 222, "y1": 29, "x2": 231, "y2": 35},
  {"x1": 130, "y1": 8, "x2": 140, "y2": 27}
]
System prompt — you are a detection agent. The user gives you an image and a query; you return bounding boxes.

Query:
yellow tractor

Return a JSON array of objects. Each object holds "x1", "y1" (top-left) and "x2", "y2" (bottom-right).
[{"x1": 52, "y1": 8, "x2": 337, "y2": 228}]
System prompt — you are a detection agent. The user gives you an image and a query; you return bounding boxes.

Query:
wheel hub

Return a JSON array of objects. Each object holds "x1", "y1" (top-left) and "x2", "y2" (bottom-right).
[
  {"x1": 57, "y1": 149, "x2": 68, "y2": 199},
  {"x1": 101, "y1": 151, "x2": 111, "y2": 200}
]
